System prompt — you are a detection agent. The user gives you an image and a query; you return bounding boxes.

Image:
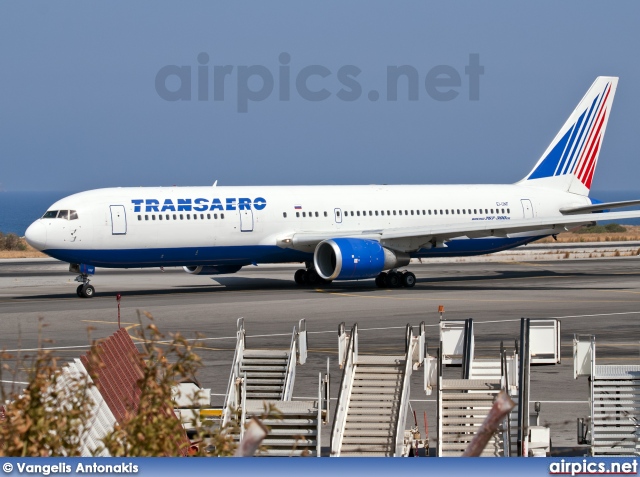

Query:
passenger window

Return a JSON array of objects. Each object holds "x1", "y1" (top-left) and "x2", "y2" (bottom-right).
[
  {"x1": 507, "y1": 208, "x2": 510, "y2": 213},
  {"x1": 221, "y1": 213, "x2": 225, "y2": 219},
  {"x1": 302, "y1": 212, "x2": 306, "y2": 217},
  {"x1": 159, "y1": 215, "x2": 163, "y2": 220},
  {"x1": 152, "y1": 215, "x2": 156, "y2": 220},
  {"x1": 485, "y1": 209, "x2": 488, "y2": 214},
  {"x1": 193, "y1": 214, "x2": 197, "y2": 220},
  {"x1": 214, "y1": 214, "x2": 218, "y2": 219},
  {"x1": 387, "y1": 210, "x2": 390, "y2": 215},
  {"x1": 207, "y1": 214, "x2": 210, "y2": 219},
  {"x1": 173, "y1": 214, "x2": 177, "y2": 220},
  {"x1": 42, "y1": 210, "x2": 58, "y2": 218},
  {"x1": 411, "y1": 210, "x2": 414, "y2": 216},
  {"x1": 324, "y1": 211, "x2": 328, "y2": 217},
  {"x1": 180, "y1": 214, "x2": 183, "y2": 220},
  {"x1": 315, "y1": 212, "x2": 319, "y2": 217},
  {"x1": 296, "y1": 212, "x2": 300, "y2": 218},
  {"x1": 393, "y1": 211, "x2": 396, "y2": 215},
  {"x1": 462, "y1": 210, "x2": 466, "y2": 214},
  {"x1": 457, "y1": 209, "x2": 460, "y2": 214},
  {"x1": 399, "y1": 210, "x2": 402, "y2": 216},
  {"x1": 445, "y1": 210, "x2": 449, "y2": 215},
  {"x1": 145, "y1": 215, "x2": 149, "y2": 220},
  {"x1": 138, "y1": 215, "x2": 141, "y2": 221},
  {"x1": 283, "y1": 212, "x2": 287, "y2": 218},
  {"x1": 375, "y1": 211, "x2": 379, "y2": 216}
]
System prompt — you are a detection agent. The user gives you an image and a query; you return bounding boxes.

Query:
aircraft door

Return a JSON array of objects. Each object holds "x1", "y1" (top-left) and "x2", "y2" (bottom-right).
[
  {"x1": 240, "y1": 209, "x2": 254, "y2": 232},
  {"x1": 110, "y1": 205, "x2": 127, "y2": 235},
  {"x1": 520, "y1": 199, "x2": 534, "y2": 219},
  {"x1": 334, "y1": 208, "x2": 342, "y2": 224}
]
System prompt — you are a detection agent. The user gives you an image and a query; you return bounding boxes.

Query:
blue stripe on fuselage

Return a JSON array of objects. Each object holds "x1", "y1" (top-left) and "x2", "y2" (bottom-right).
[{"x1": 43, "y1": 236, "x2": 545, "y2": 269}]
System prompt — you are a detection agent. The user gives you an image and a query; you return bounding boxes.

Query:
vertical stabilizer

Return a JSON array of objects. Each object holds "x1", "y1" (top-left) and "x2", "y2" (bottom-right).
[{"x1": 519, "y1": 77, "x2": 617, "y2": 196}]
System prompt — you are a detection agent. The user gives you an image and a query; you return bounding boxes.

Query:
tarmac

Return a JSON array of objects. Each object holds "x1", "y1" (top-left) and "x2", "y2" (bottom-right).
[{"x1": 1, "y1": 245, "x2": 640, "y2": 455}]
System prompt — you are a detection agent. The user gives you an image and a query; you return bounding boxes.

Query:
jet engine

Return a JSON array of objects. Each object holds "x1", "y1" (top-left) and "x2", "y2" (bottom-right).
[{"x1": 313, "y1": 238, "x2": 410, "y2": 281}]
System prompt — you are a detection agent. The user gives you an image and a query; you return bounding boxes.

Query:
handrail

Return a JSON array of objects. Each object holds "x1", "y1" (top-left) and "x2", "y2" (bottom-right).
[
  {"x1": 436, "y1": 345, "x2": 443, "y2": 456},
  {"x1": 317, "y1": 372, "x2": 322, "y2": 457},
  {"x1": 501, "y1": 341, "x2": 511, "y2": 457},
  {"x1": 395, "y1": 334, "x2": 415, "y2": 456},
  {"x1": 282, "y1": 326, "x2": 298, "y2": 400},
  {"x1": 298, "y1": 319, "x2": 307, "y2": 365},
  {"x1": 240, "y1": 371, "x2": 247, "y2": 442},
  {"x1": 222, "y1": 318, "x2": 245, "y2": 426},
  {"x1": 322, "y1": 357, "x2": 330, "y2": 424},
  {"x1": 330, "y1": 323, "x2": 357, "y2": 456}
]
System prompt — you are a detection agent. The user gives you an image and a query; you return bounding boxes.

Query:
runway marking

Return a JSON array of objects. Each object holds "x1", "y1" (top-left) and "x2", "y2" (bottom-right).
[
  {"x1": 496, "y1": 261, "x2": 548, "y2": 268},
  {"x1": 5, "y1": 311, "x2": 640, "y2": 353},
  {"x1": 315, "y1": 288, "x2": 640, "y2": 304}
]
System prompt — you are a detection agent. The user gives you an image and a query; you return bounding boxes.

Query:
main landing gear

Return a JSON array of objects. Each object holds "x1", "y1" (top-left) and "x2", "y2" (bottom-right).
[
  {"x1": 294, "y1": 268, "x2": 332, "y2": 287},
  {"x1": 75, "y1": 274, "x2": 95, "y2": 298},
  {"x1": 375, "y1": 270, "x2": 416, "y2": 288}
]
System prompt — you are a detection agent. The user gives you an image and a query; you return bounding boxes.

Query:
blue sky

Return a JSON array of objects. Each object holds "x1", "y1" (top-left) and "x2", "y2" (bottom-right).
[{"x1": 1, "y1": 1, "x2": 639, "y2": 192}]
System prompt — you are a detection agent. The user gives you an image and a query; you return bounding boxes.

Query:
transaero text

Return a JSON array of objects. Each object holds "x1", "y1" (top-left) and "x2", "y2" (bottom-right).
[
  {"x1": 14, "y1": 462, "x2": 139, "y2": 474},
  {"x1": 132, "y1": 198, "x2": 267, "y2": 212}
]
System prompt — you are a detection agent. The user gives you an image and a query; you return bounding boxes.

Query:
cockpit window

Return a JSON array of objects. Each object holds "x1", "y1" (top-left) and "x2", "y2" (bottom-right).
[{"x1": 42, "y1": 210, "x2": 78, "y2": 220}]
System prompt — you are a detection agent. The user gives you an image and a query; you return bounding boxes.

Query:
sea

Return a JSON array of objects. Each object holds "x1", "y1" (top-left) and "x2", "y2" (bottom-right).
[{"x1": 1, "y1": 189, "x2": 640, "y2": 237}]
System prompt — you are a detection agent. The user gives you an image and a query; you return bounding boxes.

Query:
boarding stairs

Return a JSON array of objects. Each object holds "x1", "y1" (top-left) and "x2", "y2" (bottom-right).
[
  {"x1": 330, "y1": 323, "x2": 425, "y2": 457},
  {"x1": 575, "y1": 335, "x2": 640, "y2": 456},
  {"x1": 222, "y1": 318, "x2": 329, "y2": 456},
  {"x1": 434, "y1": 317, "x2": 560, "y2": 457}
]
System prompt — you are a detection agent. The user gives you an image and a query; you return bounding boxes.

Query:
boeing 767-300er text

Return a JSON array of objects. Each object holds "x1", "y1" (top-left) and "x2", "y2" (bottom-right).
[{"x1": 25, "y1": 76, "x2": 640, "y2": 297}]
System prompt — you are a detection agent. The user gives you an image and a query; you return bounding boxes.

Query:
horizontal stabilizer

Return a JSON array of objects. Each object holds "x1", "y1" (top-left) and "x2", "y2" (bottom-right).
[{"x1": 560, "y1": 199, "x2": 640, "y2": 215}]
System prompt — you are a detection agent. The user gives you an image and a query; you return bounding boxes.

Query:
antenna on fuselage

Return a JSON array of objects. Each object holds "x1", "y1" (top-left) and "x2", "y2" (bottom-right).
[{"x1": 213, "y1": 180, "x2": 218, "y2": 187}]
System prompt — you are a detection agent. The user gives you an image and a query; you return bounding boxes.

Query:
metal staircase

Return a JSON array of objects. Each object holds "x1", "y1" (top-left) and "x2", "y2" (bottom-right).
[
  {"x1": 435, "y1": 317, "x2": 558, "y2": 457},
  {"x1": 575, "y1": 335, "x2": 640, "y2": 456},
  {"x1": 331, "y1": 323, "x2": 424, "y2": 457},
  {"x1": 222, "y1": 318, "x2": 330, "y2": 456}
]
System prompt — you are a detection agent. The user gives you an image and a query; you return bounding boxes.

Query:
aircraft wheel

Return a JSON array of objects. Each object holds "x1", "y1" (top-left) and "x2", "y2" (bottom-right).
[
  {"x1": 385, "y1": 272, "x2": 401, "y2": 288},
  {"x1": 375, "y1": 273, "x2": 387, "y2": 288},
  {"x1": 81, "y1": 284, "x2": 95, "y2": 298},
  {"x1": 306, "y1": 269, "x2": 320, "y2": 285},
  {"x1": 76, "y1": 284, "x2": 84, "y2": 297},
  {"x1": 402, "y1": 271, "x2": 416, "y2": 288},
  {"x1": 294, "y1": 269, "x2": 306, "y2": 285}
]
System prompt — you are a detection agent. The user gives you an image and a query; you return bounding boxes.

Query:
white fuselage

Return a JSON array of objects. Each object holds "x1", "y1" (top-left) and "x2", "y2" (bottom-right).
[{"x1": 25, "y1": 183, "x2": 590, "y2": 269}]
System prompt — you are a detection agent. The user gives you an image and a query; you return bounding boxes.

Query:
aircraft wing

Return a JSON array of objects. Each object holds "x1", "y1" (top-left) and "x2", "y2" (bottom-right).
[{"x1": 283, "y1": 209, "x2": 640, "y2": 253}]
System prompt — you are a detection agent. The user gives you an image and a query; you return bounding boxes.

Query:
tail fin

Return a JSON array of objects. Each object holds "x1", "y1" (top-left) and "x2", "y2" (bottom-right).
[{"x1": 519, "y1": 76, "x2": 618, "y2": 196}]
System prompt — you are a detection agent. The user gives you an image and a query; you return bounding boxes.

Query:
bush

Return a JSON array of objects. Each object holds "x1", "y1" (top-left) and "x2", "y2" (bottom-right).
[
  {"x1": 605, "y1": 223, "x2": 627, "y2": 233},
  {"x1": 575, "y1": 223, "x2": 628, "y2": 234},
  {"x1": 0, "y1": 232, "x2": 27, "y2": 251}
]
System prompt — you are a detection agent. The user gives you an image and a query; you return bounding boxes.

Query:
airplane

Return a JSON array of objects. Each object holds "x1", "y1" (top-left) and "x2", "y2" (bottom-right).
[{"x1": 25, "y1": 76, "x2": 640, "y2": 298}]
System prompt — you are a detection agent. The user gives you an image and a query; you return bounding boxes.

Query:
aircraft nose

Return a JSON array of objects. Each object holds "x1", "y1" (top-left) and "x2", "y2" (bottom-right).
[{"x1": 25, "y1": 221, "x2": 47, "y2": 250}]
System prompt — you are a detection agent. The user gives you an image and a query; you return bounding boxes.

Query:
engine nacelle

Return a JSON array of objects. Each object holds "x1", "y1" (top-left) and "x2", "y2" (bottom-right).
[
  {"x1": 314, "y1": 238, "x2": 410, "y2": 281},
  {"x1": 183, "y1": 265, "x2": 243, "y2": 275}
]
